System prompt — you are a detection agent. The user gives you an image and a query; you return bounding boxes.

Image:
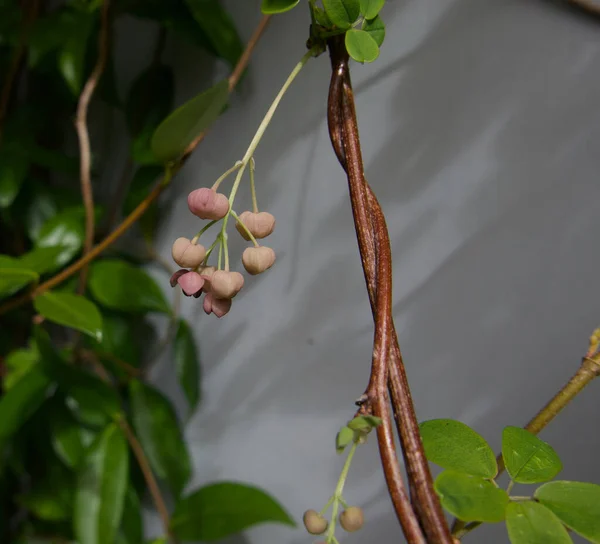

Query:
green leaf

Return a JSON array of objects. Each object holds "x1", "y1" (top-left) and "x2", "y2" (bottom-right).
[
  {"x1": 58, "y1": 10, "x2": 94, "y2": 94},
  {"x1": 19, "y1": 246, "x2": 66, "y2": 275},
  {"x1": 0, "y1": 257, "x2": 39, "y2": 298},
  {"x1": 322, "y1": 0, "x2": 360, "y2": 29},
  {"x1": 359, "y1": 0, "x2": 384, "y2": 19},
  {"x1": 74, "y1": 423, "x2": 129, "y2": 544},
  {"x1": 174, "y1": 320, "x2": 201, "y2": 414},
  {"x1": 151, "y1": 78, "x2": 229, "y2": 163},
  {"x1": 502, "y1": 427, "x2": 562, "y2": 484},
  {"x1": 535, "y1": 481, "x2": 600, "y2": 543},
  {"x1": 50, "y1": 403, "x2": 88, "y2": 469},
  {"x1": 171, "y1": 482, "x2": 295, "y2": 541},
  {"x1": 419, "y1": 419, "x2": 497, "y2": 478},
  {"x1": 120, "y1": 486, "x2": 143, "y2": 544},
  {"x1": 313, "y1": 5, "x2": 333, "y2": 26},
  {"x1": 506, "y1": 501, "x2": 572, "y2": 544},
  {"x1": 4, "y1": 346, "x2": 39, "y2": 390},
  {"x1": 347, "y1": 415, "x2": 382, "y2": 432},
  {"x1": 36, "y1": 207, "x2": 86, "y2": 267},
  {"x1": 24, "y1": 182, "x2": 59, "y2": 241},
  {"x1": 345, "y1": 29, "x2": 380, "y2": 63},
  {"x1": 0, "y1": 151, "x2": 28, "y2": 208},
  {"x1": 97, "y1": 313, "x2": 142, "y2": 367},
  {"x1": 362, "y1": 15, "x2": 385, "y2": 46},
  {"x1": 0, "y1": 368, "x2": 51, "y2": 440},
  {"x1": 129, "y1": 380, "x2": 192, "y2": 497},
  {"x1": 34, "y1": 291, "x2": 103, "y2": 341},
  {"x1": 434, "y1": 470, "x2": 509, "y2": 523},
  {"x1": 183, "y1": 0, "x2": 243, "y2": 67},
  {"x1": 336, "y1": 425, "x2": 354, "y2": 454},
  {"x1": 261, "y1": 0, "x2": 300, "y2": 14},
  {"x1": 89, "y1": 259, "x2": 170, "y2": 314}
]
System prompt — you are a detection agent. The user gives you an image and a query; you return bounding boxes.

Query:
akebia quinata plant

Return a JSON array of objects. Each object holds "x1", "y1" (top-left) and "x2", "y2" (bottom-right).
[{"x1": 1, "y1": 1, "x2": 599, "y2": 544}]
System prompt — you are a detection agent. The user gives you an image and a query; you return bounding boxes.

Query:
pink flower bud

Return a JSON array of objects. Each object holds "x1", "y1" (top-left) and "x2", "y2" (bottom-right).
[
  {"x1": 235, "y1": 211, "x2": 276, "y2": 240},
  {"x1": 176, "y1": 271, "x2": 205, "y2": 296},
  {"x1": 171, "y1": 237, "x2": 207, "y2": 268},
  {"x1": 170, "y1": 269, "x2": 189, "y2": 288},
  {"x1": 210, "y1": 270, "x2": 244, "y2": 299},
  {"x1": 187, "y1": 188, "x2": 230, "y2": 220},
  {"x1": 203, "y1": 292, "x2": 232, "y2": 318},
  {"x1": 242, "y1": 246, "x2": 276, "y2": 275}
]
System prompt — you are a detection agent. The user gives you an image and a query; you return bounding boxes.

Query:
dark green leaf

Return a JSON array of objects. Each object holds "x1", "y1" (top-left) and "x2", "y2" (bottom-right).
[
  {"x1": 129, "y1": 380, "x2": 191, "y2": 497},
  {"x1": 419, "y1": 419, "x2": 497, "y2": 478},
  {"x1": 120, "y1": 486, "x2": 143, "y2": 544},
  {"x1": 345, "y1": 29, "x2": 380, "y2": 63},
  {"x1": 24, "y1": 182, "x2": 59, "y2": 241},
  {"x1": 151, "y1": 79, "x2": 229, "y2": 163},
  {"x1": 183, "y1": 0, "x2": 243, "y2": 67},
  {"x1": 535, "y1": 481, "x2": 600, "y2": 543},
  {"x1": 89, "y1": 259, "x2": 170, "y2": 314},
  {"x1": 58, "y1": 10, "x2": 94, "y2": 94},
  {"x1": 171, "y1": 482, "x2": 295, "y2": 541},
  {"x1": 50, "y1": 403, "x2": 88, "y2": 469},
  {"x1": 362, "y1": 15, "x2": 385, "y2": 46},
  {"x1": 0, "y1": 368, "x2": 51, "y2": 440},
  {"x1": 97, "y1": 313, "x2": 142, "y2": 367},
  {"x1": 34, "y1": 291, "x2": 103, "y2": 341},
  {"x1": 0, "y1": 256, "x2": 39, "y2": 298},
  {"x1": 19, "y1": 246, "x2": 66, "y2": 275},
  {"x1": 360, "y1": 0, "x2": 384, "y2": 19},
  {"x1": 74, "y1": 423, "x2": 129, "y2": 544},
  {"x1": 28, "y1": 9, "x2": 72, "y2": 67},
  {"x1": 4, "y1": 346, "x2": 39, "y2": 390},
  {"x1": 0, "y1": 151, "x2": 28, "y2": 208},
  {"x1": 36, "y1": 207, "x2": 86, "y2": 267},
  {"x1": 502, "y1": 427, "x2": 562, "y2": 484},
  {"x1": 261, "y1": 0, "x2": 300, "y2": 14},
  {"x1": 174, "y1": 320, "x2": 201, "y2": 414},
  {"x1": 434, "y1": 470, "x2": 509, "y2": 523},
  {"x1": 506, "y1": 501, "x2": 572, "y2": 544},
  {"x1": 336, "y1": 425, "x2": 354, "y2": 453},
  {"x1": 322, "y1": 0, "x2": 360, "y2": 29}
]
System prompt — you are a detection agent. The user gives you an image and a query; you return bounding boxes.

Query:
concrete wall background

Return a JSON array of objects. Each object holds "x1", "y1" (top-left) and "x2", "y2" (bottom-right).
[{"x1": 131, "y1": 1, "x2": 600, "y2": 542}]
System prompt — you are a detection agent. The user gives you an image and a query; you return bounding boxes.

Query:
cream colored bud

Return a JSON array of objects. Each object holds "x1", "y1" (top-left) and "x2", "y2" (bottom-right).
[
  {"x1": 210, "y1": 270, "x2": 244, "y2": 299},
  {"x1": 171, "y1": 237, "x2": 206, "y2": 268},
  {"x1": 302, "y1": 510, "x2": 328, "y2": 535},
  {"x1": 339, "y1": 506, "x2": 364, "y2": 532},
  {"x1": 242, "y1": 246, "x2": 276, "y2": 275},
  {"x1": 236, "y1": 211, "x2": 275, "y2": 240}
]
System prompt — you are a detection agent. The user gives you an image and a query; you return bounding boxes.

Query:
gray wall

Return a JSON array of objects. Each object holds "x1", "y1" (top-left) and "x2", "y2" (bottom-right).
[{"x1": 141, "y1": 1, "x2": 600, "y2": 542}]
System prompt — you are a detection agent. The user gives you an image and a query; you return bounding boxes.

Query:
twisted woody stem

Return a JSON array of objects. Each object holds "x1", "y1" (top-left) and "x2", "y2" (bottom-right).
[{"x1": 326, "y1": 36, "x2": 452, "y2": 544}]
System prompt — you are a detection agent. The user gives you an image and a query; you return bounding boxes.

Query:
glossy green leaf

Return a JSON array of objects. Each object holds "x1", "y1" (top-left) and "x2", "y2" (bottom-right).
[
  {"x1": 19, "y1": 246, "x2": 66, "y2": 275},
  {"x1": 323, "y1": 0, "x2": 360, "y2": 29},
  {"x1": 58, "y1": 10, "x2": 94, "y2": 94},
  {"x1": 120, "y1": 486, "x2": 143, "y2": 544},
  {"x1": 97, "y1": 313, "x2": 142, "y2": 367},
  {"x1": 50, "y1": 403, "x2": 87, "y2": 469},
  {"x1": 419, "y1": 419, "x2": 497, "y2": 478},
  {"x1": 4, "y1": 347, "x2": 39, "y2": 391},
  {"x1": 129, "y1": 380, "x2": 192, "y2": 497},
  {"x1": 0, "y1": 368, "x2": 51, "y2": 440},
  {"x1": 34, "y1": 291, "x2": 103, "y2": 341},
  {"x1": 434, "y1": 470, "x2": 509, "y2": 523},
  {"x1": 184, "y1": 0, "x2": 243, "y2": 67},
  {"x1": 506, "y1": 501, "x2": 572, "y2": 544},
  {"x1": 502, "y1": 427, "x2": 562, "y2": 484},
  {"x1": 36, "y1": 207, "x2": 86, "y2": 267},
  {"x1": 171, "y1": 482, "x2": 295, "y2": 541},
  {"x1": 336, "y1": 425, "x2": 354, "y2": 453},
  {"x1": 0, "y1": 151, "x2": 28, "y2": 208},
  {"x1": 174, "y1": 320, "x2": 201, "y2": 414},
  {"x1": 151, "y1": 78, "x2": 229, "y2": 163},
  {"x1": 0, "y1": 256, "x2": 39, "y2": 298},
  {"x1": 89, "y1": 259, "x2": 170, "y2": 314},
  {"x1": 362, "y1": 15, "x2": 385, "y2": 46},
  {"x1": 345, "y1": 29, "x2": 380, "y2": 63},
  {"x1": 261, "y1": 0, "x2": 300, "y2": 14},
  {"x1": 74, "y1": 423, "x2": 129, "y2": 544},
  {"x1": 360, "y1": 0, "x2": 384, "y2": 19},
  {"x1": 535, "y1": 481, "x2": 600, "y2": 543},
  {"x1": 313, "y1": 5, "x2": 333, "y2": 26}
]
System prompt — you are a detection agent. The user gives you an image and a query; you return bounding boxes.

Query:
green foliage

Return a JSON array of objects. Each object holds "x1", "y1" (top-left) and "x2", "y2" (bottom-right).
[
  {"x1": 502, "y1": 426, "x2": 562, "y2": 484},
  {"x1": 419, "y1": 418, "x2": 497, "y2": 478},
  {"x1": 261, "y1": 0, "x2": 301, "y2": 14},
  {"x1": 506, "y1": 501, "x2": 572, "y2": 544},
  {"x1": 336, "y1": 415, "x2": 381, "y2": 453},
  {"x1": 171, "y1": 482, "x2": 296, "y2": 541},
  {"x1": 344, "y1": 29, "x2": 379, "y2": 63},
  {"x1": 434, "y1": 470, "x2": 509, "y2": 523},
  {"x1": 174, "y1": 319, "x2": 201, "y2": 414},
  {"x1": 323, "y1": 0, "x2": 361, "y2": 29}
]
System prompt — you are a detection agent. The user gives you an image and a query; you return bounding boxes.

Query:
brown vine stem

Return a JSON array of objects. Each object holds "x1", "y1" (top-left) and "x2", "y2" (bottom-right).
[
  {"x1": 453, "y1": 347, "x2": 600, "y2": 539},
  {"x1": 76, "y1": 0, "x2": 111, "y2": 293},
  {"x1": 327, "y1": 36, "x2": 452, "y2": 543},
  {"x1": 567, "y1": 0, "x2": 600, "y2": 17},
  {"x1": 0, "y1": 14, "x2": 271, "y2": 317},
  {"x1": 0, "y1": 0, "x2": 40, "y2": 144}
]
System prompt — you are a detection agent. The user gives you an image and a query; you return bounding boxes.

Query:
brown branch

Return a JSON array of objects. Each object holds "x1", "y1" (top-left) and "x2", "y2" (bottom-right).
[
  {"x1": 566, "y1": 0, "x2": 600, "y2": 17},
  {"x1": 0, "y1": 0, "x2": 40, "y2": 144},
  {"x1": 327, "y1": 35, "x2": 452, "y2": 543},
  {"x1": 0, "y1": 14, "x2": 272, "y2": 317},
  {"x1": 76, "y1": 0, "x2": 111, "y2": 293}
]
